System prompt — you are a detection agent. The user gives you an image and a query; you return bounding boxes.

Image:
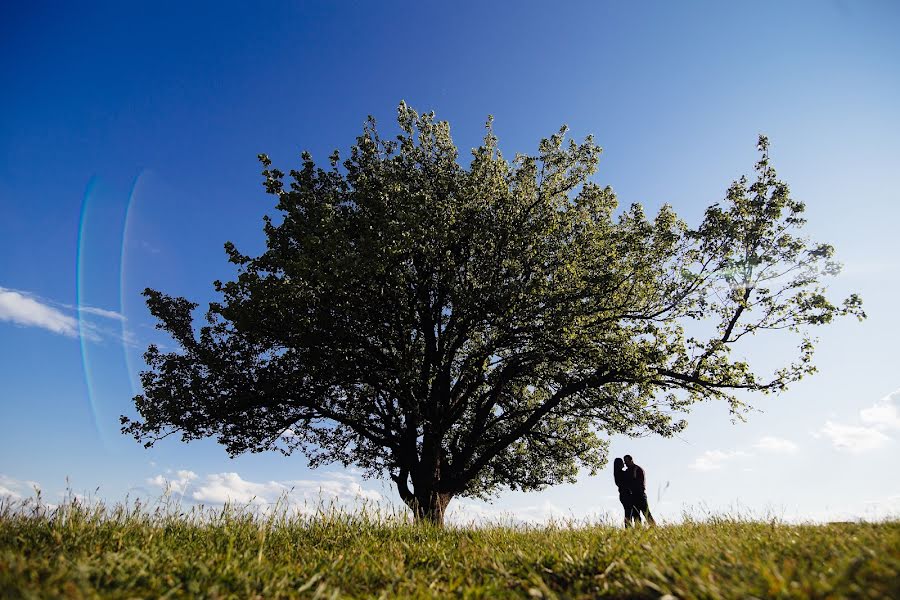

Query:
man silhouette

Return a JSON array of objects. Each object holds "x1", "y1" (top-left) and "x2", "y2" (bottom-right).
[{"x1": 624, "y1": 454, "x2": 656, "y2": 525}]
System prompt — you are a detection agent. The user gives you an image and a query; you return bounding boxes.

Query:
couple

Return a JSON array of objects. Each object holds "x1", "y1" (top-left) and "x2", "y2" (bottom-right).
[{"x1": 613, "y1": 454, "x2": 656, "y2": 527}]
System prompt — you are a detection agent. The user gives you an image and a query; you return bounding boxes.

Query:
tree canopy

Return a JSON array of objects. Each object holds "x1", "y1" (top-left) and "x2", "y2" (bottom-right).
[{"x1": 122, "y1": 103, "x2": 863, "y2": 524}]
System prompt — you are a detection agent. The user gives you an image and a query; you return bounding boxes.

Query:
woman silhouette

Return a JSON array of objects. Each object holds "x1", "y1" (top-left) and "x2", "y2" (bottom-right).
[{"x1": 614, "y1": 457, "x2": 636, "y2": 527}]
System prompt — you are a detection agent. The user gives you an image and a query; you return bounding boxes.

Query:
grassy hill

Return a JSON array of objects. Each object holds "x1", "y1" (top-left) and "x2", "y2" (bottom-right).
[{"x1": 2, "y1": 497, "x2": 897, "y2": 598}]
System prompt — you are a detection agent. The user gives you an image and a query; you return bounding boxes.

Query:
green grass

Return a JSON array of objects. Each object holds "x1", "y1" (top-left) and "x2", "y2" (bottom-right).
[{"x1": 1, "y1": 495, "x2": 897, "y2": 599}]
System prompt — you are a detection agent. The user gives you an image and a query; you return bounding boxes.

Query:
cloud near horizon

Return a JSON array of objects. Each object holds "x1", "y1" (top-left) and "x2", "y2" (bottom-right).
[
  {"x1": 144, "y1": 471, "x2": 582, "y2": 525},
  {"x1": 0, "y1": 474, "x2": 41, "y2": 500},
  {"x1": 147, "y1": 470, "x2": 383, "y2": 509},
  {"x1": 147, "y1": 469, "x2": 198, "y2": 495},
  {"x1": 447, "y1": 498, "x2": 572, "y2": 525}
]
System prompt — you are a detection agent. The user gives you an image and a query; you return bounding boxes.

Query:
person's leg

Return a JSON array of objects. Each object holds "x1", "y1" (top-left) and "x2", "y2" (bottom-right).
[
  {"x1": 631, "y1": 494, "x2": 648, "y2": 526},
  {"x1": 636, "y1": 493, "x2": 656, "y2": 525},
  {"x1": 620, "y1": 495, "x2": 634, "y2": 527}
]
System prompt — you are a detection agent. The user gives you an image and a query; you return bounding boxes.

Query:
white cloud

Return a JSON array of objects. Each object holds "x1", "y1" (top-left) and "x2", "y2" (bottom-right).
[
  {"x1": 0, "y1": 474, "x2": 41, "y2": 500},
  {"x1": 447, "y1": 499, "x2": 569, "y2": 526},
  {"x1": 147, "y1": 469, "x2": 198, "y2": 495},
  {"x1": 753, "y1": 436, "x2": 799, "y2": 454},
  {"x1": 0, "y1": 486, "x2": 20, "y2": 499},
  {"x1": 77, "y1": 305, "x2": 125, "y2": 320},
  {"x1": 814, "y1": 389, "x2": 900, "y2": 453},
  {"x1": 863, "y1": 494, "x2": 900, "y2": 520},
  {"x1": 781, "y1": 494, "x2": 900, "y2": 523},
  {"x1": 191, "y1": 473, "x2": 284, "y2": 505},
  {"x1": 0, "y1": 286, "x2": 125, "y2": 342},
  {"x1": 860, "y1": 389, "x2": 900, "y2": 432},
  {"x1": 0, "y1": 287, "x2": 79, "y2": 336},
  {"x1": 146, "y1": 470, "x2": 383, "y2": 509},
  {"x1": 689, "y1": 449, "x2": 752, "y2": 471},
  {"x1": 817, "y1": 421, "x2": 890, "y2": 453},
  {"x1": 284, "y1": 475, "x2": 383, "y2": 503}
]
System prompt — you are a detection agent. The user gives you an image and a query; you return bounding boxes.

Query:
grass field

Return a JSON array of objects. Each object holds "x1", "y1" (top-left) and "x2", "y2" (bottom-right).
[{"x1": 1, "y1": 496, "x2": 898, "y2": 599}]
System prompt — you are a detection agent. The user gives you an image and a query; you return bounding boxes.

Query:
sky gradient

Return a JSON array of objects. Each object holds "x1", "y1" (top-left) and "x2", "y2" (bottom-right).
[{"x1": 1, "y1": 1, "x2": 899, "y2": 523}]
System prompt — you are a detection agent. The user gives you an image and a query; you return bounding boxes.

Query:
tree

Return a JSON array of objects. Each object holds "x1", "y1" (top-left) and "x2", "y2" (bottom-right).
[{"x1": 122, "y1": 103, "x2": 864, "y2": 525}]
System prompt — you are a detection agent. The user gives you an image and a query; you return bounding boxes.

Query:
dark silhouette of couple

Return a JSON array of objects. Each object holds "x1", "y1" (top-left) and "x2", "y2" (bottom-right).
[{"x1": 613, "y1": 454, "x2": 656, "y2": 527}]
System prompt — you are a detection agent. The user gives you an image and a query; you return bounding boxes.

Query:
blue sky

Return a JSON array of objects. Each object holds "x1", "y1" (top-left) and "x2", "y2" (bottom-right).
[{"x1": 1, "y1": 1, "x2": 899, "y2": 523}]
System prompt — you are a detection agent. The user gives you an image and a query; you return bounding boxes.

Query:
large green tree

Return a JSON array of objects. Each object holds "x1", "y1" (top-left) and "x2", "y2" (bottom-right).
[{"x1": 123, "y1": 104, "x2": 863, "y2": 524}]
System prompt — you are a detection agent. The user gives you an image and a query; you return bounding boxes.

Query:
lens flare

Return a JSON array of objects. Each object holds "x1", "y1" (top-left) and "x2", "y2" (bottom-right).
[
  {"x1": 76, "y1": 173, "x2": 145, "y2": 447},
  {"x1": 76, "y1": 176, "x2": 104, "y2": 443},
  {"x1": 119, "y1": 172, "x2": 149, "y2": 399}
]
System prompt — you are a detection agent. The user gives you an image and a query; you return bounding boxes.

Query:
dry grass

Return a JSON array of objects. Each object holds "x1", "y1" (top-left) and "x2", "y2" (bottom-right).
[{"x1": 1, "y1": 494, "x2": 898, "y2": 598}]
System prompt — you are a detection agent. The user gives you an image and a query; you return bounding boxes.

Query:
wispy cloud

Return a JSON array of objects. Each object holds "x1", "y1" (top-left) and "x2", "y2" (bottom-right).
[
  {"x1": 815, "y1": 389, "x2": 900, "y2": 453},
  {"x1": 0, "y1": 285, "x2": 124, "y2": 342},
  {"x1": 817, "y1": 421, "x2": 891, "y2": 453},
  {"x1": 753, "y1": 436, "x2": 799, "y2": 454},
  {"x1": 689, "y1": 435, "x2": 798, "y2": 474},
  {"x1": 689, "y1": 449, "x2": 752, "y2": 471},
  {"x1": 77, "y1": 305, "x2": 125, "y2": 321},
  {"x1": 0, "y1": 287, "x2": 79, "y2": 337}
]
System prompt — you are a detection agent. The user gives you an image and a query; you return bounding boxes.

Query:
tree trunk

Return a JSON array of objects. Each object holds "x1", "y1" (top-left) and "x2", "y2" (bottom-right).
[
  {"x1": 394, "y1": 472, "x2": 455, "y2": 526},
  {"x1": 402, "y1": 430, "x2": 454, "y2": 525},
  {"x1": 411, "y1": 490, "x2": 453, "y2": 526}
]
